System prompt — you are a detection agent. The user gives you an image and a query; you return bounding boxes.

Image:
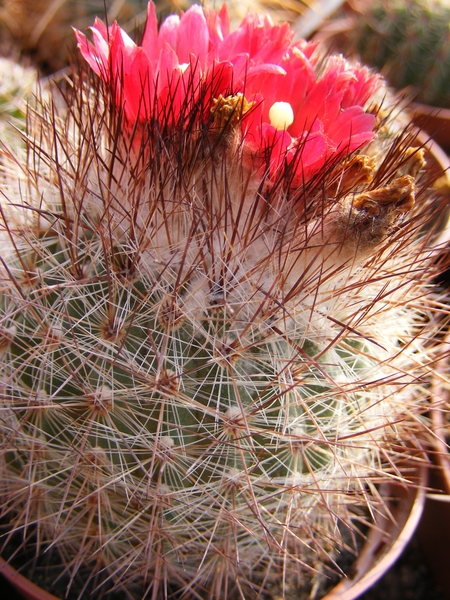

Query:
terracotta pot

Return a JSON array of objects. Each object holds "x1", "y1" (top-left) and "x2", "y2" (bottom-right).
[
  {"x1": 417, "y1": 335, "x2": 450, "y2": 600},
  {"x1": 418, "y1": 476, "x2": 450, "y2": 600},
  {"x1": 409, "y1": 127, "x2": 450, "y2": 248},
  {"x1": 0, "y1": 557, "x2": 59, "y2": 600},
  {"x1": 323, "y1": 459, "x2": 427, "y2": 599},
  {"x1": 410, "y1": 103, "x2": 450, "y2": 155},
  {"x1": 0, "y1": 459, "x2": 427, "y2": 600},
  {"x1": 429, "y1": 337, "x2": 450, "y2": 496}
]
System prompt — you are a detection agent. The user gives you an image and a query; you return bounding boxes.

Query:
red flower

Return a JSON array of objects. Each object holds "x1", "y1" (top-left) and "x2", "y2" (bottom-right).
[
  {"x1": 74, "y1": 3, "x2": 233, "y2": 123},
  {"x1": 75, "y1": 2, "x2": 382, "y2": 185},
  {"x1": 242, "y1": 54, "x2": 381, "y2": 183}
]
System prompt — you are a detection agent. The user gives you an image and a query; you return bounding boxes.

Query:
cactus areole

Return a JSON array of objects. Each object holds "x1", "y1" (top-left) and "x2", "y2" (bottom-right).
[{"x1": 0, "y1": 2, "x2": 443, "y2": 599}]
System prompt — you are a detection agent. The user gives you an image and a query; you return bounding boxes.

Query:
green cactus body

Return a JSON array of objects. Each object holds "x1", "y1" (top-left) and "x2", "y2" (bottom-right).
[
  {"x1": 352, "y1": 0, "x2": 450, "y2": 108},
  {"x1": 0, "y1": 11, "x2": 444, "y2": 600}
]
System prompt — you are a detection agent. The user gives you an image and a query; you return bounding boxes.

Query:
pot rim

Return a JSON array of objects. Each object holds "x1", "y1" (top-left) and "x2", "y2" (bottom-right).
[
  {"x1": 0, "y1": 557, "x2": 60, "y2": 600},
  {"x1": 430, "y1": 330, "x2": 450, "y2": 496},
  {"x1": 323, "y1": 457, "x2": 427, "y2": 599}
]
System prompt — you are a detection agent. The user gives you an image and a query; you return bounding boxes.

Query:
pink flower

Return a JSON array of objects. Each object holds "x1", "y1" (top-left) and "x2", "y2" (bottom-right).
[
  {"x1": 242, "y1": 54, "x2": 381, "y2": 183},
  {"x1": 74, "y1": 3, "x2": 233, "y2": 123},
  {"x1": 74, "y1": 2, "x2": 382, "y2": 185}
]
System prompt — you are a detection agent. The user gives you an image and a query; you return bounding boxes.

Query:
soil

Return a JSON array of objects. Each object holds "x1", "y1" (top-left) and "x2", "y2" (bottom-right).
[
  {"x1": 0, "y1": 529, "x2": 446, "y2": 600},
  {"x1": 359, "y1": 531, "x2": 445, "y2": 600}
]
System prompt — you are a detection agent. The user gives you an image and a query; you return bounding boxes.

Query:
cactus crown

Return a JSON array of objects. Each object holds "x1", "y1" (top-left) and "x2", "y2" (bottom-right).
[{"x1": 0, "y1": 3, "x2": 445, "y2": 599}]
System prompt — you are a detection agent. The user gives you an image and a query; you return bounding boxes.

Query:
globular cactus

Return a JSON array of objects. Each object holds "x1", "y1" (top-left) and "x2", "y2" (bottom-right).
[
  {"x1": 0, "y1": 2, "x2": 445, "y2": 599},
  {"x1": 350, "y1": 0, "x2": 450, "y2": 108}
]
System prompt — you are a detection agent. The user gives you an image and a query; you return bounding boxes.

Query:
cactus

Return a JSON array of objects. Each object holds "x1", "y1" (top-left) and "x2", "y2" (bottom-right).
[
  {"x1": 0, "y1": 2, "x2": 445, "y2": 599},
  {"x1": 350, "y1": 0, "x2": 450, "y2": 108}
]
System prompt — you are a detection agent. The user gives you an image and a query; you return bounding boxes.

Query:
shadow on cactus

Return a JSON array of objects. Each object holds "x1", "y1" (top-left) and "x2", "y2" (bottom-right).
[{"x1": 0, "y1": 2, "x2": 447, "y2": 599}]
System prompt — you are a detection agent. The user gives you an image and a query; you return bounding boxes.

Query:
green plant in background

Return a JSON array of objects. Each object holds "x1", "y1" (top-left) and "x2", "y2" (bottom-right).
[
  {"x1": 351, "y1": 0, "x2": 450, "y2": 108},
  {"x1": 0, "y1": 2, "x2": 446, "y2": 599}
]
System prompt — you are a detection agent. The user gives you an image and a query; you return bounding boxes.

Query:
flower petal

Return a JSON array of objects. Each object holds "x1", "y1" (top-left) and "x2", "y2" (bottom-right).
[
  {"x1": 328, "y1": 108, "x2": 376, "y2": 152},
  {"x1": 123, "y1": 48, "x2": 155, "y2": 121},
  {"x1": 74, "y1": 29, "x2": 105, "y2": 77},
  {"x1": 141, "y1": 1, "x2": 159, "y2": 63},
  {"x1": 206, "y1": 3, "x2": 230, "y2": 47},
  {"x1": 75, "y1": 0, "x2": 381, "y2": 179},
  {"x1": 158, "y1": 15, "x2": 180, "y2": 55},
  {"x1": 176, "y1": 5, "x2": 209, "y2": 66}
]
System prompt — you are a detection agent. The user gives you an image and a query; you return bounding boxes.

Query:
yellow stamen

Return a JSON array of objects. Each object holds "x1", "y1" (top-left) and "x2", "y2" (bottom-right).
[{"x1": 211, "y1": 93, "x2": 255, "y2": 131}]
